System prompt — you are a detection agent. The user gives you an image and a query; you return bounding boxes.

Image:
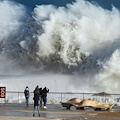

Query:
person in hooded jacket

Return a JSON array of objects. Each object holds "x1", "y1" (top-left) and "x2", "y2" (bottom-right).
[
  {"x1": 42, "y1": 87, "x2": 49, "y2": 109},
  {"x1": 24, "y1": 86, "x2": 29, "y2": 107},
  {"x1": 33, "y1": 85, "x2": 40, "y2": 117},
  {"x1": 39, "y1": 87, "x2": 43, "y2": 108}
]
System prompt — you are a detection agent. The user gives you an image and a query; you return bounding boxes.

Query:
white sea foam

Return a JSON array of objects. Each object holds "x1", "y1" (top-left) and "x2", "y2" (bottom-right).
[{"x1": 0, "y1": 0, "x2": 120, "y2": 93}]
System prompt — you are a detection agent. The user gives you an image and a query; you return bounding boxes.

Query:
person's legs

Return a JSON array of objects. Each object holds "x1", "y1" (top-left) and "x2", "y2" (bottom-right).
[
  {"x1": 43, "y1": 97, "x2": 45, "y2": 106},
  {"x1": 43, "y1": 97, "x2": 47, "y2": 109},
  {"x1": 26, "y1": 97, "x2": 29, "y2": 106},
  {"x1": 44, "y1": 97, "x2": 47, "y2": 106},
  {"x1": 41, "y1": 98, "x2": 43, "y2": 106},
  {"x1": 37, "y1": 106, "x2": 40, "y2": 116},
  {"x1": 33, "y1": 106, "x2": 36, "y2": 116},
  {"x1": 40, "y1": 97, "x2": 42, "y2": 107}
]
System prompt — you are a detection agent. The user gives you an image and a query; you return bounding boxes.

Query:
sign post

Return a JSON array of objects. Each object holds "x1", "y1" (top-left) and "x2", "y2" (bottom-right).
[{"x1": 0, "y1": 87, "x2": 6, "y2": 103}]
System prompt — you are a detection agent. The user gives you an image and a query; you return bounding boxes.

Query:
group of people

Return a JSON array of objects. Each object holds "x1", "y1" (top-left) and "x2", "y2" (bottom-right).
[{"x1": 24, "y1": 85, "x2": 49, "y2": 117}]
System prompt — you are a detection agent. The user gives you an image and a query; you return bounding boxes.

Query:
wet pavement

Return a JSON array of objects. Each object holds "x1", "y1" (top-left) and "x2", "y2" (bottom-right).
[
  {"x1": 0, "y1": 103, "x2": 120, "y2": 120},
  {"x1": 0, "y1": 104, "x2": 74, "y2": 118}
]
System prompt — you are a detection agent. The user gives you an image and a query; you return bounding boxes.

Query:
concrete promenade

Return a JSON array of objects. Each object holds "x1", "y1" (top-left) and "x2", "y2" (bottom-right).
[
  {"x1": 0, "y1": 103, "x2": 120, "y2": 120},
  {"x1": 0, "y1": 103, "x2": 82, "y2": 120}
]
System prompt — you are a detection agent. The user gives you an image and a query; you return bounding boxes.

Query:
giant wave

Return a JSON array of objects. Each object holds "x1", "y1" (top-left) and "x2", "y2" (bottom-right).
[{"x1": 0, "y1": 0, "x2": 120, "y2": 93}]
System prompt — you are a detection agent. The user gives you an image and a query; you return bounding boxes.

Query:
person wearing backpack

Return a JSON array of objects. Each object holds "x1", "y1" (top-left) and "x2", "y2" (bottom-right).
[{"x1": 24, "y1": 86, "x2": 30, "y2": 107}]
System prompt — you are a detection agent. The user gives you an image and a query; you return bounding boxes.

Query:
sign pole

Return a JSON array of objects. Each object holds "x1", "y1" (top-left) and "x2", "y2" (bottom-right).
[{"x1": 0, "y1": 87, "x2": 6, "y2": 104}]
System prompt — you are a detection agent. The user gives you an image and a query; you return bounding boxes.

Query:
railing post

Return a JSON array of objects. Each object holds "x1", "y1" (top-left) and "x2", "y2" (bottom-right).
[
  {"x1": 18, "y1": 92, "x2": 19, "y2": 104},
  {"x1": 83, "y1": 93, "x2": 84, "y2": 100},
  {"x1": 61, "y1": 93, "x2": 62, "y2": 102},
  {"x1": 4, "y1": 90, "x2": 6, "y2": 104}
]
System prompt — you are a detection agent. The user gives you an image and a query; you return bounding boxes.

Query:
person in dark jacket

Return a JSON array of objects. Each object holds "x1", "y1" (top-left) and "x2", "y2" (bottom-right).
[
  {"x1": 39, "y1": 87, "x2": 43, "y2": 108},
  {"x1": 24, "y1": 86, "x2": 29, "y2": 107},
  {"x1": 33, "y1": 85, "x2": 40, "y2": 117},
  {"x1": 42, "y1": 87, "x2": 49, "y2": 109}
]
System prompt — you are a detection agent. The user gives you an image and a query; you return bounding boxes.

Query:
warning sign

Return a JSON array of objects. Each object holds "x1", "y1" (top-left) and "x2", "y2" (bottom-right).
[{"x1": 0, "y1": 87, "x2": 6, "y2": 98}]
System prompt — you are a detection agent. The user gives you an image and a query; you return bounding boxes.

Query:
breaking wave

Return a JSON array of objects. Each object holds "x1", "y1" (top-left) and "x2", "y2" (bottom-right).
[{"x1": 0, "y1": 0, "x2": 120, "y2": 92}]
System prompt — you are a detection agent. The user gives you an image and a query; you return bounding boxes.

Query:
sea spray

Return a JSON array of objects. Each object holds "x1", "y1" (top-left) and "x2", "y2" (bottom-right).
[{"x1": 0, "y1": 0, "x2": 120, "y2": 93}]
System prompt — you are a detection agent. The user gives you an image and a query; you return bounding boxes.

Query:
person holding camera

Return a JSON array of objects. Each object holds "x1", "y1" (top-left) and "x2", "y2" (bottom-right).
[{"x1": 42, "y1": 87, "x2": 49, "y2": 109}]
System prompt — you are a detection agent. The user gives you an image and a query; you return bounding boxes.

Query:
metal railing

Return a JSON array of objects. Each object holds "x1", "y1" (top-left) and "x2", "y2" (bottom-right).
[{"x1": 0, "y1": 91, "x2": 120, "y2": 105}]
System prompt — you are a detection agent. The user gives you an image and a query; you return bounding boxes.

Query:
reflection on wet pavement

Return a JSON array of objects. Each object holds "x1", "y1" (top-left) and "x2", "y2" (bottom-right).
[{"x1": 0, "y1": 103, "x2": 120, "y2": 120}]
